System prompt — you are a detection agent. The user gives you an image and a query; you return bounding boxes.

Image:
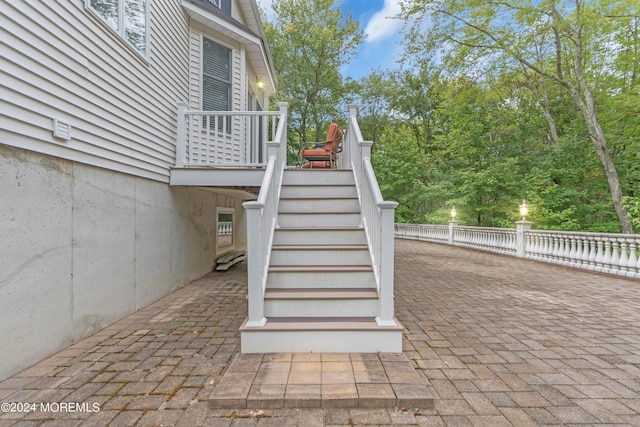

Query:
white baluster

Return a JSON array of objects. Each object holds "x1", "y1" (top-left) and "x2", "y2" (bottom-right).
[
  {"x1": 608, "y1": 238, "x2": 619, "y2": 274},
  {"x1": 588, "y1": 238, "x2": 597, "y2": 269},
  {"x1": 618, "y1": 239, "x2": 628, "y2": 275},
  {"x1": 552, "y1": 236, "x2": 560, "y2": 261},
  {"x1": 595, "y1": 239, "x2": 605, "y2": 271},
  {"x1": 568, "y1": 237, "x2": 577, "y2": 267},
  {"x1": 629, "y1": 241, "x2": 639, "y2": 277},
  {"x1": 575, "y1": 238, "x2": 584, "y2": 268},
  {"x1": 602, "y1": 238, "x2": 613, "y2": 273}
]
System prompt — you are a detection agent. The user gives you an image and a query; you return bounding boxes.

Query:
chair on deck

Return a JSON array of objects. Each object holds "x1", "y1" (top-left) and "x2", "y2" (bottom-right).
[{"x1": 300, "y1": 123, "x2": 343, "y2": 169}]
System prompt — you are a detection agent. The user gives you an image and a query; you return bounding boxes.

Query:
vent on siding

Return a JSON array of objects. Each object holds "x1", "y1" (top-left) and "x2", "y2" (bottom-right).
[{"x1": 53, "y1": 119, "x2": 71, "y2": 141}]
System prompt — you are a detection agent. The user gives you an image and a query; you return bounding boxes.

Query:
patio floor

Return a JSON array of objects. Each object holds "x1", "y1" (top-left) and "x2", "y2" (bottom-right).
[{"x1": 1, "y1": 239, "x2": 640, "y2": 426}]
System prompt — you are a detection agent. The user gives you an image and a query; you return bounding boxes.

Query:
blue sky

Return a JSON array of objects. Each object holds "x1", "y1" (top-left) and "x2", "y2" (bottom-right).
[{"x1": 257, "y1": 0, "x2": 405, "y2": 79}]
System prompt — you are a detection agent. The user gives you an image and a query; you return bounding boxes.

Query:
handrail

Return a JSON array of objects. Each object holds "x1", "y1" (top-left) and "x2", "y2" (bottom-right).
[
  {"x1": 396, "y1": 223, "x2": 640, "y2": 279},
  {"x1": 176, "y1": 103, "x2": 282, "y2": 167},
  {"x1": 346, "y1": 105, "x2": 399, "y2": 327},
  {"x1": 243, "y1": 103, "x2": 289, "y2": 327}
]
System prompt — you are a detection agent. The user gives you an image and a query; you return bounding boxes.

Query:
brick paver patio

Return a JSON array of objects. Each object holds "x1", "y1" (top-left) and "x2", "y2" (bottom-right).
[{"x1": 1, "y1": 238, "x2": 640, "y2": 426}]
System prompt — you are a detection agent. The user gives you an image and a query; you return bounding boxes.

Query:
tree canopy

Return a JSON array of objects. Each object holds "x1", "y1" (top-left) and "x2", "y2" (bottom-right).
[{"x1": 261, "y1": 0, "x2": 640, "y2": 232}]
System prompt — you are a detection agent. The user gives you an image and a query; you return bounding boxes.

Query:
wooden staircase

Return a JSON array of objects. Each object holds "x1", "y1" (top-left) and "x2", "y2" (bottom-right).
[{"x1": 240, "y1": 169, "x2": 403, "y2": 353}]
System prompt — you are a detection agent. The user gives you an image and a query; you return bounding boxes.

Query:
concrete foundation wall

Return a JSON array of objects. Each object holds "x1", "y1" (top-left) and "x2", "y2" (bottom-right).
[{"x1": 0, "y1": 145, "x2": 243, "y2": 381}]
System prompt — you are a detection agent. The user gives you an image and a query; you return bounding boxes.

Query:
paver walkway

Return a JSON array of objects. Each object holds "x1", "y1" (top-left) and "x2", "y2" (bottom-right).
[{"x1": 1, "y1": 239, "x2": 640, "y2": 426}]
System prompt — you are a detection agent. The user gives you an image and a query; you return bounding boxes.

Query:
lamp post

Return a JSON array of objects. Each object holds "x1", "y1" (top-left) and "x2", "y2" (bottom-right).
[
  {"x1": 448, "y1": 206, "x2": 458, "y2": 245},
  {"x1": 516, "y1": 199, "x2": 532, "y2": 258},
  {"x1": 519, "y1": 199, "x2": 529, "y2": 221}
]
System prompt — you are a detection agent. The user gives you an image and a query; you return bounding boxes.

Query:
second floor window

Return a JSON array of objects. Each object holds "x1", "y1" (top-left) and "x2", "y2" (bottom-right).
[
  {"x1": 203, "y1": 38, "x2": 232, "y2": 131},
  {"x1": 88, "y1": 0, "x2": 148, "y2": 57}
]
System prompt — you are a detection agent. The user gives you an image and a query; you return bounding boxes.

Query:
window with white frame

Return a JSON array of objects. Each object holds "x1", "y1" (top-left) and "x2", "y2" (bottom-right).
[
  {"x1": 202, "y1": 38, "x2": 232, "y2": 131},
  {"x1": 207, "y1": 0, "x2": 232, "y2": 15},
  {"x1": 87, "y1": 0, "x2": 149, "y2": 57}
]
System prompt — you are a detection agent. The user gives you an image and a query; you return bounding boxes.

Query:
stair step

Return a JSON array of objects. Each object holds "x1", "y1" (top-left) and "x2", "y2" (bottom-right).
[
  {"x1": 267, "y1": 269, "x2": 375, "y2": 289},
  {"x1": 269, "y1": 265, "x2": 373, "y2": 272},
  {"x1": 245, "y1": 317, "x2": 401, "y2": 331},
  {"x1": 264, "y1": 288, "x2": 379, "y2": 317},
  {"x1": 240, "y1": 317, "x2": 404, "y2": 352},
  {"x1": 280, "y1": 185, "x2": 358, "y2": 199},
  {"x1": 265, "y1": 288, "x2": 377, "y2": 300},
  {"x1": 272, "y1": 245, "x2": 368, "y2": 251},
  {"x1": 278, "y1": 212, "x2": 361, "y2": 227},
  {"x1": 278, "y1": 198, "x2": 360, "y2": 212},
  {"x1": 282, "y1": 169, "x2": 354, "y2": 186}
]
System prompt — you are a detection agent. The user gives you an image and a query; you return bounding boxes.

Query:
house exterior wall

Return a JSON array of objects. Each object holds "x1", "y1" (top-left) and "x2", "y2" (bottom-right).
[
  {"x1": 0, "y1": 144, "x2": 245, "y2": 381},
  {"x1": 1, "y1": 1, "x2": 190, "y2": 182},
  {"x1": 1, "y1": 0, "x2": 261, "y2": 381}
]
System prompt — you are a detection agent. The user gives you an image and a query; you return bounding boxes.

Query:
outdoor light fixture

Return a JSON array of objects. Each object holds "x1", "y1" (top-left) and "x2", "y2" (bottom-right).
[
  {"x1": 256, "y1": 78, "x2": 265, "y2": 90},
  {"x1": 519, "y1": 199, "x2": 529, "y2": 221},
  {"x1": 451, "y1": 206, "x2": 457, "y2": 220}
]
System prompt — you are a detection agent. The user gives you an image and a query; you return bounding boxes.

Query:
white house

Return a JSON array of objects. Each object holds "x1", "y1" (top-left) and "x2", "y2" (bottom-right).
[{"x1": 0, "y1": 0, "x2": 277, "y2": 381}]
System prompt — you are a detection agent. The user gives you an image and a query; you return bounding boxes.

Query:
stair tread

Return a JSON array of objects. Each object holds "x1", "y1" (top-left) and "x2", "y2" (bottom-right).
[
  {"x1": 272, "y1": 244, "x2": 368, "y2": 250},
  {"x1": 269, "y1": 265, "x2": 373, "y2": 272},
  {"x1": 276, "y1": 226, "x2": 363, "y2": 231},
  {"x1": 241, "y1": 317, "x2": 404, "y2": 331},
  {"x1": 279, "y1": 210, "x2": 361, "y2": 214},
  {"x1": 265, "y1": 288, "x2": 377, "y2": 299}
]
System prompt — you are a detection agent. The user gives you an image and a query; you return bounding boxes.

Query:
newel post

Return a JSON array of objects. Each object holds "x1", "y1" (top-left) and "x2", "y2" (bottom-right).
[
  {"x1": 448, "y1": 220, "x2": 458, "y2": 245},
  {"x1": 243, "y1": 201, "x2": 267, "y2": 327},
  {"x1": 377, "y1": 201, "x2": 399, "y2": 326},
  {"x1": 516, "y1": 220, "x2": 533, "y2": 258},
  {"x1": 176, "y1": 102, "x2": 188, "y2": 167}
]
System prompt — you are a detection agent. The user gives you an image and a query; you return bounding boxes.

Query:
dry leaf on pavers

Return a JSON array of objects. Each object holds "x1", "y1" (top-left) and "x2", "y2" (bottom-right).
[{"x1": 250, "y1": 409, "x2": 265, "y2": 417}]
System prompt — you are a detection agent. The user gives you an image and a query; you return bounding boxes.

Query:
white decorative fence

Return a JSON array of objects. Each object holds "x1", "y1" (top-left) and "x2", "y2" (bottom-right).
[
  {"x1": 346, "y1": 105, "x2": 399, "y2": 327},
  {"x1": 243, "y1": 103, "x2": 289, "y2": 327},
  {"x1": 396, "y1": 223, "x2": 640, "y2": 279},
  {"x1": 176, "y1": 102, "x2": 282, "y2": 167}
]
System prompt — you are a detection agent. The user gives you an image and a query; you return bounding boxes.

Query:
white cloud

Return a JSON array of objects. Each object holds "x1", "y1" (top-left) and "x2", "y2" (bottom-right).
[{"x1": 363, "y1": 0, "x2": 403, "y2": 43}]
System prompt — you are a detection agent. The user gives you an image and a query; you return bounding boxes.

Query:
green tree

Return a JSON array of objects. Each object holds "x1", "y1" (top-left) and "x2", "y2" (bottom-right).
[
  {"x1": 263, "y1": 0, "x2": 363, "y2": 159},
  {"x1": 401, "y1": 0, "x2": 637, "y2": 232}
]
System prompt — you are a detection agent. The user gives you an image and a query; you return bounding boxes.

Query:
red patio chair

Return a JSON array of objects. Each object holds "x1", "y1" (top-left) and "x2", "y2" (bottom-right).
[{"x1": 301, "y1": 123, "x2": 343, "y2": 169}]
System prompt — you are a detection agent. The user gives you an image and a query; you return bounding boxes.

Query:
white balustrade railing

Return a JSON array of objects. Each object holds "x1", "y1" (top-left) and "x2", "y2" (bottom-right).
[
  {"x1": 454, "y1": 226, "x2": 517, "y2": 255},
  {"x1": 176, "y1": 102, "x2": 282, "y2": 167},
  {"x1": 217, "y1": 221, "x2": 233, "y2": 235},
  {"x1": 346, "y1": 105, "x2": 399, "y2": 327},
  {"x1": 395, "y1": 224, "x2": 449, "y2": 243},
  {"x1": 526, "y1": 230, "x2": 640, "y2": 278},
  {"x1": 242, "y1": 103, "x2": 288, "y2": 327},
  {"x1": 396, "y1": 223, "x2": 640, "y2": 279}
]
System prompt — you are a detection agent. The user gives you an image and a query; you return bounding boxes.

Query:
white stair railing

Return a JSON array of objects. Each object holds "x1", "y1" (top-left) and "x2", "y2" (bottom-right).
[
  {"x1": 242, "y1": 103, "x2": 288, "y2": 327},
  {"x1": 346, "y1": 105, "x2": 399, "y2": 327}
]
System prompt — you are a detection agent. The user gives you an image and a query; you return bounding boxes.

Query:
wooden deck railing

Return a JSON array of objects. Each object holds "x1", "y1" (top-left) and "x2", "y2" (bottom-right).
[{"x1": 176, "y1": 102, "x2": 282, "y2": 167}]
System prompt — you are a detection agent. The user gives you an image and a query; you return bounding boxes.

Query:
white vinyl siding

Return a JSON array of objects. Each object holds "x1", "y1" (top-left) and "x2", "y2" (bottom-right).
[
  {"x1": 188, "y1": 27, "x2": 244, "y2": 163},
  {"x1": 1, "y1": 0, "x2": 188, "y2": 182},
  {"x1": 86, "y1": 0, "x2": 149, "y2": 57}
]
